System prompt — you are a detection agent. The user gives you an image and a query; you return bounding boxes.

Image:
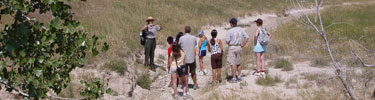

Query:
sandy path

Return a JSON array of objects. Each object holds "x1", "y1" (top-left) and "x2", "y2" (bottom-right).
[{"x1": 127, "y1": 2, "x2": 370, "y2": 100}]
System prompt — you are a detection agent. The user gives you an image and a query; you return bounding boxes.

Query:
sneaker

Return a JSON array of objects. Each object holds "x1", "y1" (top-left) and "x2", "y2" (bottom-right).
[
  {"x1": 229, "y1": 78, "x2": 237, "y2": 83},
  {"x1": 182, "y1": 94, "x2": 191, "y2": 99},
  {"x1": 173, "y1": 94, "x2": 179, "y2": 100},
  {"x1": 254, "y1": 72, "x2": 261, "y2": 76},
  {"x1": 194, "y1": 85, "x2": 200, "y2": 90},
  {"x1": 260, "y1": 72, "x2": 265, "y2": 76},
  {"x1": 236, "y1": 76, "x2": 242, "y2": 82},
  {"x1": 203, "y1": 69, "x2": 208, "y2": 75}
]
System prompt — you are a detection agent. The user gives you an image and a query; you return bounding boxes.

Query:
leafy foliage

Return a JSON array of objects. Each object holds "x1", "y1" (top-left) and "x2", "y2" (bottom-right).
[{"x1": 0, "y1": 0, "x2": 109, "y2": 99}]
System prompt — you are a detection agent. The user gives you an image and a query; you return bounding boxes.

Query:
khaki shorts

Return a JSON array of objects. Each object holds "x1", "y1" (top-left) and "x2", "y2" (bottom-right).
[
  {"x1": 169, "y1": 66, "x2": 177, "y2": 75},
  {"x1": 227, "y1": 46, "x2": 242, "y2": 65}
]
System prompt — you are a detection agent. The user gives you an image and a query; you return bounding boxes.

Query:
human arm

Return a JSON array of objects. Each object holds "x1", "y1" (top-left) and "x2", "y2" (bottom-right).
[
  {"x1": 266, "y1": 28, "x2": 272, "y2": 39},
  {"x1": 155, "y1": 24, "x2": 163, "y2": 31},
  {"x1": 241, "y1": 30, "x2": 249, "y2": 48},
  {"x1": 168, "y1": 55, "x2": 171, "y2": 71},
  {"x1": 226, "y1": 31, "x2": 230, "y2": 45},
  {"x1": 254, "y1": 29, "x2": 259, "y2": 46},
  {"x1": 219, "y1": 40, "x2": 224, "y2": 54},
  {"x1": 198, "y1": 38, "x2": 202, "y2": 51},
  {"x1": 141, "y1": 25, "x2": 148, "y2": 31},
  {"x1": 207, "y1": 41, "x2": 211, "y2": 53}
]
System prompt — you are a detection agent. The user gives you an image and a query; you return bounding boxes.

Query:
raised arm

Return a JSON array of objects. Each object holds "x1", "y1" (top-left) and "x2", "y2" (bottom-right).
[
  {"x1": 156, "y1": 25, "x2": 163, "y2": 30},
  {"x1": 141, "y1": 25, "x2": 147, "y2": 31}
]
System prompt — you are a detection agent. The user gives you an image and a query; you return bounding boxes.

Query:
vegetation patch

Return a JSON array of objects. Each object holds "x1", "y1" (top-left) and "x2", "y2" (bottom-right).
[
  {"x1": 103, "y1": 59, "x2": 127, "y2": 75},
  {"x1": 274, "y1": 58, "x2": 293, "y2": 71},
  {"x1": 256, "y1": 74, "x2": 282, "y2": 86},
  {"x1": 136, "y1": 73, "x2": 152, "y2": 90}
]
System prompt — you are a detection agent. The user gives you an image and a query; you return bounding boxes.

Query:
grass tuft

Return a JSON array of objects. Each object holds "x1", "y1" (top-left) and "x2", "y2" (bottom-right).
[
  {"x1": 274, "y1": 58, "x2": 293, "y2": 71},
  {"x1": 136, "y1": 73, "x2": 152, "y2": 90},
  {"x1": 256, "y1": 74, "x2": 282, "y2": 86},
  {"x1": 103, "y1": 59, "x2": 127, "y2": 75}
]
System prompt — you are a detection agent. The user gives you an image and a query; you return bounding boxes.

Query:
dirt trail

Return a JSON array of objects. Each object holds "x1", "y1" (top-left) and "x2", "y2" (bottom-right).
[
  {"x1": 127, "y1": 2, "x2": 372, "y2": 100},
  {"x1": 128, "y1": 4, "x2": 327, "y2": 100}
]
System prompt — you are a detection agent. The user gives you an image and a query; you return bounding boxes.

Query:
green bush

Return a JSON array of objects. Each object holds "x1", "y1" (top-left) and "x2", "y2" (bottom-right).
[
  {"x1": 103, "y1": 59, "x2": 127, "y2": 75},
  {"x1": 275, "y1": 59, "x2": 293, "y2": 71},
  {"x1": 256, "y1": 74, "x2": 282, "y2": 86},
  {"x1": 136, "y1": 73, "x2": 152, "y2": 90}
]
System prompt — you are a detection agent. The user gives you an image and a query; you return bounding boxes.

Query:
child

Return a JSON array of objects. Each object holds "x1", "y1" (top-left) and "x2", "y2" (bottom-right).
[
  {"x1": 207, "y1": 29, "x2": 223, "y2": 84},
  {"x1": 171, "y1": 43, "x2": 189, "y2": 99},
  {"x1": 167, "y1": 36, "x2": 174, "y2": 87},
  {"x1": 197, "y1": 30, "x2": 208, "y2": 75},
  {"x1": 253, "y1": 18, "x2": 271, "y2": 76}
]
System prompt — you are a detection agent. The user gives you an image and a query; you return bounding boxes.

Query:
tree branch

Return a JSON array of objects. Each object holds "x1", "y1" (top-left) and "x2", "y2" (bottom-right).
[
  {"x1": 351, "y1": 49, "x2": 375, "y2": 67},
  {"x1": 0, "y1": 80, "x2": 87, "y2": 100}
]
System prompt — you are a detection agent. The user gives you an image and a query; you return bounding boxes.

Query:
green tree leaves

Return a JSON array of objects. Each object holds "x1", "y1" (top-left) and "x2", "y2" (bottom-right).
[{"x1": 0, "y1": 0, "x2": 109, "y2": 99}]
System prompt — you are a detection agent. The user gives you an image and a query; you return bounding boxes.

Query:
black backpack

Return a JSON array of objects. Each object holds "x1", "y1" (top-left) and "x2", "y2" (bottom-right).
[{"x1": 140, "y1": 28, "x2": 148, "y2": 45}]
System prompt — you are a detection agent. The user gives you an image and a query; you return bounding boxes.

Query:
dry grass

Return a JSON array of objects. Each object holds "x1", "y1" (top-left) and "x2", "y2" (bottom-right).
[
  {"x1": 271, "y1": 3, "x2": 375, "y2": 65},
  {"x1": 256, "y1": 74, "x2": 282, "y2": 86},
  {"x1": 68, "y1": 0, "x2": 289, "y2": 63}
]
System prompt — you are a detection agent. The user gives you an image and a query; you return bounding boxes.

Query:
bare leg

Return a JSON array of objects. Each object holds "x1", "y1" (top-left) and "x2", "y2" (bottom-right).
[
  {"x1": 183, "y1": 75, "x2": 188, "y2": 93},
  {"x1": 237, "y1": 65, "x2": 241, "y2": 77},
  {"x1": 231, "y1": 65, "x2": 237, "y2": 79},
  {"x1": 217, "y1": 68, "x2": 221, "y2": 82},
  {"x1": 199, "y1": 56, "x2": 204, "y2": 71},
  {"x1": 256, "y1": 53, "x2": 261, "y2": 72},
  {"x1": 172, "y1": 73, "x2": 178, "y2": 95},
  {"x1": 261, "y1": 52, "x2": 265, "y2": 71},
  {"x1": 212, "y1": 69, "x2": 216, "y2": 83},
  {"x1": 192, "y1": 73, "x2": 197, "y2": 86}
]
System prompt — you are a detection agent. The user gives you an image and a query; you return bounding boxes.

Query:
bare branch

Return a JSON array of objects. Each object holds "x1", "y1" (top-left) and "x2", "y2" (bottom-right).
[
  {"x1": 0, "y1": 80, "x2": 87, "y2": 100},
  {"x1": 351, "y1": 49, "x2": 375, "y2": 67}
]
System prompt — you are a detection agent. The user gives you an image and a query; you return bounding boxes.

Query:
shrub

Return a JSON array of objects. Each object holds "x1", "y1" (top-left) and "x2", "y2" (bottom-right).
[
  {"x1": 275, "y1": 59, "x2": 293, "y2": 71},
  {"x1": 136, "y1": 73, "x2": 152, "y2": 90},
  {"x1": 256, "y1": 74, "x2": 282, "y2": 86},
  {"x1": 103, "y1": 59, "x2": 127, "y2": 75}
]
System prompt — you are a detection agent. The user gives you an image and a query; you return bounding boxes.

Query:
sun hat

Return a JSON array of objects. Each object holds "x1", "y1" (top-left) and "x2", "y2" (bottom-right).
[
  {"x1": 197, "y1": 30, "x2": 204, "y2": 37},
  {"x1": 146, "y1": 16, "x2": 155, "y2": 22}
]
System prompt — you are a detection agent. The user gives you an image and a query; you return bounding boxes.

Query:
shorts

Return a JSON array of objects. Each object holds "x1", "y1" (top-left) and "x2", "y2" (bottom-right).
[
  {"x1": 186, "y1": 62, "x2": 197, "y2": 74},
  {"x1": 211, "y1": 54, "x2": 223, "y2": 69},
  {"x1": 176, "y1": 65, "x2": 188, "y2": 77},
  {"x1": 227, "y1": 46, "x2": 242, "y2": 65},
  {"x1": 199, "y1": 50, "x2": 206, "y2": 56},
  {"x1": 169, "y1": 66, "x2": 177, "y2": 75}
]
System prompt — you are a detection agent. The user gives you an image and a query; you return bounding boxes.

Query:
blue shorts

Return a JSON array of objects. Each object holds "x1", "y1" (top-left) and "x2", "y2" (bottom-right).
[{"x1": 199, "y1": 50, "x2": 206, "y2": 56}]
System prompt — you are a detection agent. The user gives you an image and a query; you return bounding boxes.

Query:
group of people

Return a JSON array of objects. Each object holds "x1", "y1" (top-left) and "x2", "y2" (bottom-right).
[{"x1": 141, "y1": 17, "x2": 271, "y2": 99}]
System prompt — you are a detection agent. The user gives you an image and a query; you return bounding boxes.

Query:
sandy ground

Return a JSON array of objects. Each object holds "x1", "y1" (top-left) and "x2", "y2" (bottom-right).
[{"x1": 0, "y1": 2, "x2": 371, "y2": 100}]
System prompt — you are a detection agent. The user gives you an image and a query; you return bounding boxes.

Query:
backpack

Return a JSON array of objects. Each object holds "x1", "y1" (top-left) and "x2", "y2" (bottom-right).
[
  {"x1": 257, "y1": 28, "x2": 270, "y2": 45},
  {"x1": 140, "y1": 28, "x2": 149, "y2": 45}
]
